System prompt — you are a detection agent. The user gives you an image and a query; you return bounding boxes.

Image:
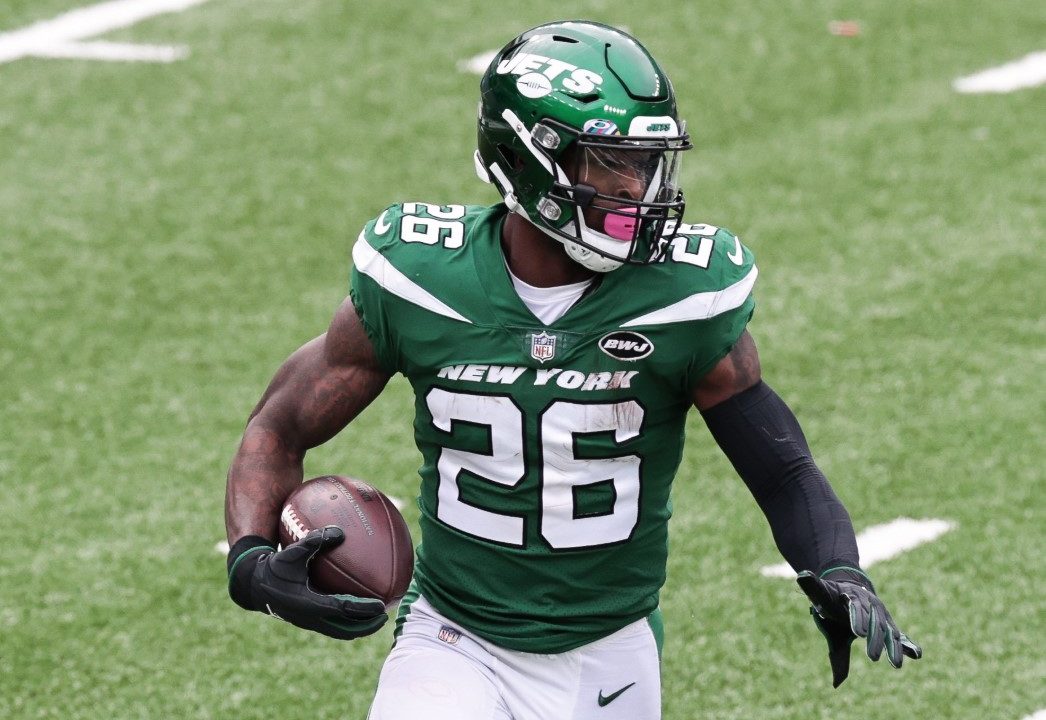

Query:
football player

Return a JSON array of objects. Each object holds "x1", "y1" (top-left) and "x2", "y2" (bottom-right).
[{"x1": 225, "y1": 20, "x2": 922, "y2": 719}]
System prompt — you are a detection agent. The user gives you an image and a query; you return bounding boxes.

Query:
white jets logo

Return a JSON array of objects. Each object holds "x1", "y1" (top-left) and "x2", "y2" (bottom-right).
[
  {"x1": 530, "y1": 332, "x2": 557, "y2": 363},
  {"x1": 496, "y1": 52, "x2": 603, "y2": 95}
]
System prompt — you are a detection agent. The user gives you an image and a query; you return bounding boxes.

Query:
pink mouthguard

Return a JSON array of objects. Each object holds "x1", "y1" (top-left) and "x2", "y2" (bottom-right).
[{"x1": 604, "y1": 207, "x2": 639, "y2": 240}]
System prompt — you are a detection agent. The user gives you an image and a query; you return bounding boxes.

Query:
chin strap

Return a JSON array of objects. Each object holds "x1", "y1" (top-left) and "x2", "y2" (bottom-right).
[
  {"x1": 526, "y1": 215, "x2": 625, "y2": 273},
  {"x1": 565, "y1": 240, "x2": 624, "y2": 273}
]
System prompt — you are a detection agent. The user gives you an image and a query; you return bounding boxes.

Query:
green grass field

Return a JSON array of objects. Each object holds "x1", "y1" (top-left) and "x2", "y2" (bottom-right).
[{"x1": 1, "y1": 1, "x2": 1043, "y2": 718}]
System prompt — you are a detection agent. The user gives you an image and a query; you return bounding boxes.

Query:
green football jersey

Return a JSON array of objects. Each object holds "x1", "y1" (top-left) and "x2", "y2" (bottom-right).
[{"x1": 349, "y1": 202, "x2": 756, "y2": 653}]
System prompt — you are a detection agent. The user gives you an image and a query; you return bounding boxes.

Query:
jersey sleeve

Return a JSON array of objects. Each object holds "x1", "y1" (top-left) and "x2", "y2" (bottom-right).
[
  {"x1": 682, "y1": 291, "x2": 755, "y2": 388},
  {"x1": 678, "y1": 227, "x2": 757, "y2": 389},
  {"x1": 348, "y1": 205, "x2": 404, "y2": 374}
]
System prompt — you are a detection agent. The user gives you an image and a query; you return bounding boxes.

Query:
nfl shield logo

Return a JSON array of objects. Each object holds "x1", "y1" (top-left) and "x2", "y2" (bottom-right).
[
  {"x1": 437, "y1": 626, "x2": 461, "y2": 645},
  {"x1": 530, "y1": 332, "x2": 557, "y2": 363}
]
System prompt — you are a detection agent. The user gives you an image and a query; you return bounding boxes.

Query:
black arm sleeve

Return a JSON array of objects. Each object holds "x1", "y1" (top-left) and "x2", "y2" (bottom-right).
[{"x1": 700, "y1": 380, "x2": 860, "y2": 574}]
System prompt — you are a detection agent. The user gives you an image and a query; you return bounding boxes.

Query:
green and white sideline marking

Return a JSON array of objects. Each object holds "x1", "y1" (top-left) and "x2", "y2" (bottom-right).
[{"x1": 457, "y1": 50, "x2": 496, "y2": 75}]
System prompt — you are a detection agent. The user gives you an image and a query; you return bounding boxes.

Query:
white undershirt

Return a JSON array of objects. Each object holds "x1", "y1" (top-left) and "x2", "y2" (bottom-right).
[{"x1": 506, "y1": 265, "x2": 594, "y2": 325}]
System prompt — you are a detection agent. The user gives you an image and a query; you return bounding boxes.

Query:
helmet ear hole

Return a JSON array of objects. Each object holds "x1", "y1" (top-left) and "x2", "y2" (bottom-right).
[{"x1": 497, "y1": 144, "x2": 525, "y2": 173}]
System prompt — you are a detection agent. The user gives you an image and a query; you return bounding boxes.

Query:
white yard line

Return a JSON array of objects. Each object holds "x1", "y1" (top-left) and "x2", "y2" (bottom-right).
[
  {"x1": 0, "y1": 0, "x2": 211, "y2": 65},
  {"x1": 33, "y1": 40, "x2": 188, "y2": 62},
  {"x1": 1021, "y1": 711, "x2": 1046, "y2": 720},
  {"x1": 457, "y1": 50, "x2": 497, "y2": 75},
  {"x1": 953, "y1": 51, "x2": 1046, "y2": 93},
  {"x1": 761, "y1": 517, "x2": 954, "y2": 578}
]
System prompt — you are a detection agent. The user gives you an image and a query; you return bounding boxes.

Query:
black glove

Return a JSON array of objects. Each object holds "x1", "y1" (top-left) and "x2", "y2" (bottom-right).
[
  {"x1": 797, "y1": 567, "x2": 922, "y2": 687},
  {"x1": 227, "y1": 526, "x2": 388, "y2": 640}
]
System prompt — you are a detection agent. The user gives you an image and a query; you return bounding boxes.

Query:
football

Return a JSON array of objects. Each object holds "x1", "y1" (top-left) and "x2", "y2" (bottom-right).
[{"x1": 278, "y1": 475, "x2": 413, "y2": 608}]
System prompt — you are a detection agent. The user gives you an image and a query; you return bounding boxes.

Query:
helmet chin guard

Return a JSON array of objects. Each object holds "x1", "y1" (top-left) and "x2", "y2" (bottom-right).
[
  {"x1": 561, "y1": 206, "x2": 636, "y2": 273},
  {"x1": 564, "y1": 241, "x2": 626, "y2": 273},
  {"x1": 533, "y1": 220, "x2": 628, "y2": 273},
  {"x1": 566, "y1": 207, "x2": 641, "y2": 273}
]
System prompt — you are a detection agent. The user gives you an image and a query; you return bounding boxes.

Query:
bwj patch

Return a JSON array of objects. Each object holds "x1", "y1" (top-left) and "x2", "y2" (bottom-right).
[
  {"x1": 530, "y1": 331, "x2": 557, "y2": 363},
  {"x1": 598, "y1": 331, "x2": 654, "y2": 361}
]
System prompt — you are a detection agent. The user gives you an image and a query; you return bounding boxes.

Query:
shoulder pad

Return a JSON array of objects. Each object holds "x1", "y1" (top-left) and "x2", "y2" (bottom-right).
[
  {"x1": 656, "y1": 222, "x2": 756, "y2": 290},
  {"x1": 359, "y1": 203, "x2": 405, "y2": 253},
  {"x1": 360, "y1": 202, "x2": 462, "y2": 250},
  {"x1": 356, "y1": 201, "x2": 494, "y2": 256},
  {"x1": 351, "y1": 202, "x2": 498, "y2": 326},
  {"x1": 616, "y1": 222, "x2": 757, "y2": 327}
]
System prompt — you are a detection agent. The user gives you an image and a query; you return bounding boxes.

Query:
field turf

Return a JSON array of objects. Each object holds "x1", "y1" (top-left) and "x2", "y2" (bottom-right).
[{"x1": 1, "y1": 1, "x2": 1042, "y2": 718}]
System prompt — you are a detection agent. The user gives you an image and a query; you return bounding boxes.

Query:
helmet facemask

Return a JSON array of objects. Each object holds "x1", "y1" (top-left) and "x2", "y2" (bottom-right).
[{"x1": 536, "y1": 119, "x2": 689, "y2": 271}]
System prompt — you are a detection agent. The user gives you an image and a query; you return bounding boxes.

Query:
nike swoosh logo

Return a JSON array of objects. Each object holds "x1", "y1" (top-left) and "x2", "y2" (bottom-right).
[
  {"x1": 597, "y1": 682, "x2": 636, "y2": 707},
  {"x1": 726, "y1": 235, "x2": 743, "y2": 266},
  {"x1": 374, "y1": 210, "x2": 392, "y2": 235}
]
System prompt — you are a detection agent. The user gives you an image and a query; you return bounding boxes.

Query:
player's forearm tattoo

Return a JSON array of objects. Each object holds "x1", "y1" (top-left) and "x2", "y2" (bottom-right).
[
  {"x1": 226, "y1": 424, "x2": 304, "y2": 541},
  {"x1": 226, "y1": 328, "x2": 390, "y2": 543},
  {"x1": 302, "y1": 367, "x2": 388, "y2": 444}
]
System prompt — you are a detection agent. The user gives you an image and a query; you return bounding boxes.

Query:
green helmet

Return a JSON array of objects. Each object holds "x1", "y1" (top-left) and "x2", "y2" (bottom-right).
[{"x1": 476, "y1": 21, "x2": 692, "y2": 272}]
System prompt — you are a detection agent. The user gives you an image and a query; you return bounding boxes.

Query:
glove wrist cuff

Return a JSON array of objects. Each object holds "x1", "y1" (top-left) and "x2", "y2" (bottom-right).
[
  {"x1": 227, "y1": 535, "x2": 274, "y2": 572},
  {"x1": 227, "y1": 535, "x2": 276, "y2": 611},
  {"x1": 818, "y1": 564, "x2": 875, "y2": 593}
]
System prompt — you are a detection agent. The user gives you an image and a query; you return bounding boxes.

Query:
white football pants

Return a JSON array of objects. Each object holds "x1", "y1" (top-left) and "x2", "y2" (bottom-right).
[{"x1": 367, "y1": 595, "x2": 661, "y2": 720}]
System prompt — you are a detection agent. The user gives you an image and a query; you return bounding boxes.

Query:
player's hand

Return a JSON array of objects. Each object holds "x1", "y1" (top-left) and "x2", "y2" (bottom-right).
[
  {"x1": 797, "y1": 568, "x2": 922, "y2": 687},
  {"x1": 228, "y1": 526, "x2": 388, "y2": 641}
]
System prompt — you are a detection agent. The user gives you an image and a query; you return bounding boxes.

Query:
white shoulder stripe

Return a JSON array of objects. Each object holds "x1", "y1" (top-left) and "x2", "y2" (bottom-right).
[
  {"x1": 620, "y1": 266, "x2": 758, "y2": 327},
  {"x1": 352, "y1": 234, "x2": 473, "y2": 324}
]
